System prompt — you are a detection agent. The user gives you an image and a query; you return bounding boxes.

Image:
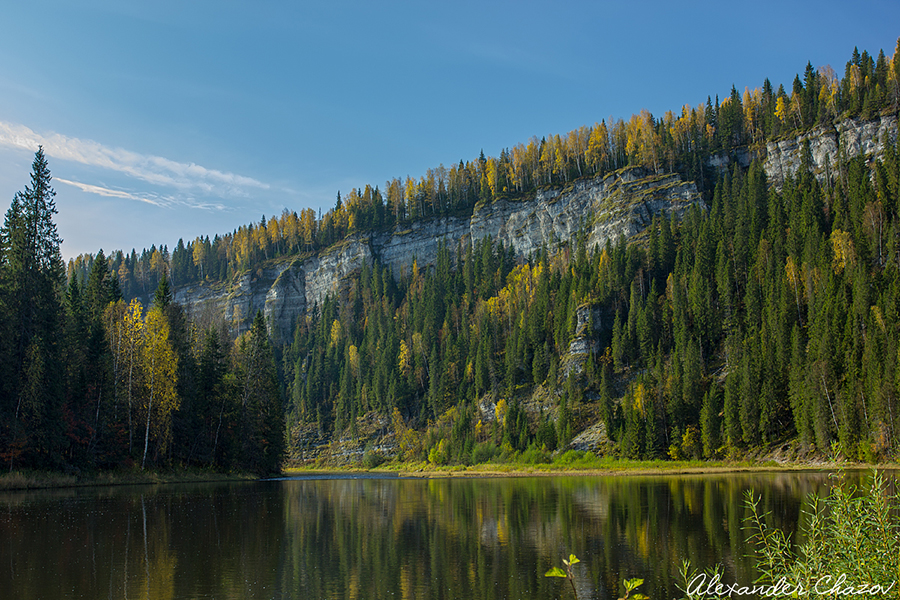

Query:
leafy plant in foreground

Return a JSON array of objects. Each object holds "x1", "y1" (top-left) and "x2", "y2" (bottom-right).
[
  {"x1": 746, "y1": 470, "x2": 899, "y2": 597},
  {"x1": 546, "y1": 554, "x2": 582, "y2": 599},
  {"x1": 545, "y1": 554, "x2": 649, "y2": 600}
]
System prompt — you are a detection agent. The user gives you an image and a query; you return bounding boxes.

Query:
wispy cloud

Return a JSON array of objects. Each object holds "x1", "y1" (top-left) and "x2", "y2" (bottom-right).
[
  {"x1": 0, "y1": 120, "x2": 269, "y2": 202},
  {"x1": 55, "y1": 178, "x2": 228, "y2": 211},
  {"x1": 55, "y1": 178, "x2": 164, "y2": 206}
]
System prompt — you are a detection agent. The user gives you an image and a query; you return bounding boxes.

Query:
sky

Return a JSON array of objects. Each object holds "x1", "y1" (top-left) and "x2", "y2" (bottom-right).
[{"x1": 0, "y1": 1, "x2": 898, "y2": 260}]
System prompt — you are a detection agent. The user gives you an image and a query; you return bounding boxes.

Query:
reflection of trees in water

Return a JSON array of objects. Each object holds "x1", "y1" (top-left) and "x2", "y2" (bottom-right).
[
  {"x1": 570, "y1": 472, "x2": 835, "y2": 600},
  {"x1": 0, "y1": 482, "x2": 285, "y2": 599},
  {"x1": 277, "y1": 473, "x2": 838, "y2": 600},
  {"x1": 0, "y1": 472, "x2": 864, "y2": 599}
]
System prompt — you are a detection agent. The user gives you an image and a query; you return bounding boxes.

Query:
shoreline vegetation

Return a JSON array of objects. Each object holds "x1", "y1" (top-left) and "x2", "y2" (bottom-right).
[
  {"x1": 307, "y1": 458, "x2": 900, "y2": 479},
  {"x1": 4, "y1": 457, "x2": 896, "y2": 491},
  {"x1": 0, "y1": 467, "x2": 256, "y2": 492}
]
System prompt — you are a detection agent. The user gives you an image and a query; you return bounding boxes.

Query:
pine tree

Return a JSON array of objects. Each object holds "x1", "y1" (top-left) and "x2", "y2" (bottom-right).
[
  {"x1": 700, "y1": 384, "x2": 721, "y2": 458},
  {"x1": 0, "y1": 147, "x2": 66, "y2": 468},
  {"x1": 153, "y1": 271, "x2": 172, "y2": 309},
  {"x1": 236, "y1": 311, "x2": 285, "y2": 474}
]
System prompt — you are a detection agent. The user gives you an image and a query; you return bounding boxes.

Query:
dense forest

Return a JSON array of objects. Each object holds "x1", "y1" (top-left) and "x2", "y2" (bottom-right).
[
  {"x1": 3, "y1": 40, "x2": 900, "y2": 473},
  {"x1": 0, "y1": 149, "x2": 284, "y2": 474}
]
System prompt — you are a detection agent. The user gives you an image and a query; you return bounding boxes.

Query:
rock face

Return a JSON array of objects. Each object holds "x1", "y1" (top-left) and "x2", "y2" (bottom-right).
[
  {"x1": 563, "y1": 303, "x2": 604, "y2": 376},
  {"x1": 176, "y1": 115, "x2": 896, "y2": 341},
  {"x1": 176, "y1": 114, "x2": 897, "y2": 342},
  {"x1": 706, "y1": 116, "x2": 898, "y2": 191},
  {"x1": 175, "y1": 166, "x2": 701, "y2": 341},
  {"x1": 742, "y1": 116, "x2": 898, "y2": 190}
]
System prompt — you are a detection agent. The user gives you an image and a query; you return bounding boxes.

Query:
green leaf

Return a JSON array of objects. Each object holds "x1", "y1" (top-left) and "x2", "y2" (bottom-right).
[
  {"x1": 568, "y1": 554, "x2": 581, "y2": 566},
  {"x1": 545, "y1": 567, "x2": 568, "y2": 578},
  {"x1": 624, "y1": 578, "x2": 644, "y2": 592}
]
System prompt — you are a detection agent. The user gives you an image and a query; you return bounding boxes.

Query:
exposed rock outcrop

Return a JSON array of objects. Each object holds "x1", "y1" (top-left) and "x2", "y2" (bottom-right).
[
  {"x1": 563, "y1": 303, "x2": 604, "y2": 376},
  {"x1": 709, "y1": 115, "x2": 898, "y2": 190},
  {"x1": 182, "y1": 107, "x2": 900, "y2": 342},
  {"x1": 175, "y1": 166, "x2": 702, "y2": 341}
]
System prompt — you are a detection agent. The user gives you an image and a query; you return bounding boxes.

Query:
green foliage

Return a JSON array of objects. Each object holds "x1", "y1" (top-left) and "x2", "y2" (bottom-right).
[
  {"x1": 622, "y1": 578, "x2": 649, "y2": 600},
  {"x1": 745, "y1": 471, "x2": 899, "y2": 595},
  {"x1": 0, "y1": 148, "x2": 66, "y2": 469},
  {"x1": 545, "y1": 554, "x2": 582, "y2": 599},
  {"x1": 362, "y1": 442, "x2": 385, "y2": 469},
  {"x1": 470, "y1": 442, "x2": 496, "y2": 464},
  {"x1": 519, "y1": 444, "x2": 552, "y2": 465},
  {"x1": 555, "y1": 449, "x2": 589, "y2": 465},
  {"x1": 235, "y1": 311, "x2": 286, "y2": 475}
]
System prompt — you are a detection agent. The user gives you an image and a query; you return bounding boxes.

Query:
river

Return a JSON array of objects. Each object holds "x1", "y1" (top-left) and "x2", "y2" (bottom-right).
[{"x1": 0, "y1": 470, "x2": 871, "y2": 599}]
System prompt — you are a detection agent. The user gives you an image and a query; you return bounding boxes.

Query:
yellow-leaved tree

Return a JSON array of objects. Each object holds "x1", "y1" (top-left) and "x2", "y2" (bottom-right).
[
  {"x1": 141, "y1": 306, "x2": 178, "y2": 469},
  {"x1": 104, "y1": 298, "x2": 145, "y2": 454}
]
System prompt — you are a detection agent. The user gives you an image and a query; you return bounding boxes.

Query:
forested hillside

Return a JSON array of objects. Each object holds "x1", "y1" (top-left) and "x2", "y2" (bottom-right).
[
  {"x1": 2, "y1": 39, "x2": 900, "y2": 473},
  {"x1": 67, "y1": 41, "x2": 900, "y2": 299}
]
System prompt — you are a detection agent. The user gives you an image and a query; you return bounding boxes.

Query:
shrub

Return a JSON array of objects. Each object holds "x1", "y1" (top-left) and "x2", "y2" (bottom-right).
[
  {"x1": 361, "y1": 443, "x2": 385, "y2": 469},
  {"x1": 521, "y1": 444, "x2": 551, "y2": 465},
  {"x1": 555, "y1": 449, "x2": 588, "y2": 465},
  {"x1": 745, "y1": 470, "x2": 899, "y2": 595},
  {"x1": 428, "y1": 439, "x2": 449, "y2": 466},
  {"x1": 471, "y1": 442, "x2": 496, "y2": 465}
]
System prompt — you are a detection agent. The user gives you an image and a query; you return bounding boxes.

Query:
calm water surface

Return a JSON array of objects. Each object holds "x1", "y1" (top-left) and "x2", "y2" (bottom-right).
[{"x1": 0, "y1": 470, "x2": 872, "y2": 599}]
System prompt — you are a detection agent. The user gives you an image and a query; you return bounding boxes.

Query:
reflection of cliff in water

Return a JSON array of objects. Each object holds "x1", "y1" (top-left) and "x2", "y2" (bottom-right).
[
  {"x1": 277, "y1": 471, "x2": 850, "y2": 600},
  {"x1": 0, "y1": 471, "x2": 886, "y2": 600}
]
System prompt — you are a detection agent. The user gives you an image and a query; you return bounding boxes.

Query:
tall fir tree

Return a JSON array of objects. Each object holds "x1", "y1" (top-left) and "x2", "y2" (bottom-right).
[
  {"x1": 0, "y1": 147, "x2": 66, "y2": 468},
  {"x1": 236, "y1": 311, "x2": 285, "y2": 474}
]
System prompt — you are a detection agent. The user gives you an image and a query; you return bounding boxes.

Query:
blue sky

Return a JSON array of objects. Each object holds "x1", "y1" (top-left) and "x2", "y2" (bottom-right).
[{"x1": 1, "y1": 1, "x2": 898, "y2": 260}]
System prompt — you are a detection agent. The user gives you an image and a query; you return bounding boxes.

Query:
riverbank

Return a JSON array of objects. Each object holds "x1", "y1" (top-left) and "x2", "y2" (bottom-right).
[
  {"x1": 285, "y1": 454, "x2": 897, "y2": 479},
  {"x1": 0, "y1": 468, "x2": 257, "y2": 491},
  {"x1": 5, "y1": 456, "x2": 895, "y2": 491}
]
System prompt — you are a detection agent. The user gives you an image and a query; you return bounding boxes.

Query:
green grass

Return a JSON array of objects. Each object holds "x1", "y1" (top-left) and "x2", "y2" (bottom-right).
[
  {"x1": 326, "y1": 451, "x2": 788, "y2": 478},
  {"x1": 0, "y1": 468, "x2": 256, "y2": 491}
]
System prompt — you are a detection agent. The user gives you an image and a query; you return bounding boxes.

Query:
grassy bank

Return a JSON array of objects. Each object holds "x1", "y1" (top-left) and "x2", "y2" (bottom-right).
[
  {"x1": 0, "y1": 468, "x2": 257, "y2": 491},
  {"x1": 286, "y1": 450, "x2": 886, "y2": 478},
  {"x1": 11, "y1": 454, "x2": 892, "y2": 490}
]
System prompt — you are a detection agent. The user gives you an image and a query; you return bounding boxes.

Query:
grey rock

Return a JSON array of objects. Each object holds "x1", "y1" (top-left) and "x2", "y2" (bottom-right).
[
  {"x1": 175, "y1": 166, "x2": 703, "y2": 341},
  {"x1": 763, "y1": 115, "x2": 898, "y2": 190}
]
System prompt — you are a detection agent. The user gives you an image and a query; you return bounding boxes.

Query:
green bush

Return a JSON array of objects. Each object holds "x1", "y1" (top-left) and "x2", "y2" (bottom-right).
[
  {"x1": 471, "y1": 442, "x2": 496, "y2": 465},
  {"x1": 428, "y1": 439, "x2": 449, "y2": 465},
  {"x1": 681, "y1": 471, "x2": 899, "y2": 600},
  {"x1": 361, "y1": 443, "x2": 385, "y2": 469},
  {"x1": 745, "y1": 470, "x2": 899, "y2": 595},
  {"x1": 520, "y1": 444, "x2": 552, "y2": 464},
  {"x1": 555, "y1": 449, "x2": 588, "y2": 465}
]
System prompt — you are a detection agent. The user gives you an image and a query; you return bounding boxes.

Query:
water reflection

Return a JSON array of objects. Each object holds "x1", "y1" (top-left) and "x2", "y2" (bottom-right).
[{"x1": 0, "y1": 471, "x2": 879, "y2": 599}]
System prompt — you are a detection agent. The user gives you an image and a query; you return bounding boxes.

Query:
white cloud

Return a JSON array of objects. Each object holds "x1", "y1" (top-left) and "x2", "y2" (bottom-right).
[
  {"x1": 55, "y1": 177, "x2": 229, "y2": 211},
  {"x1": 55, "y1": 178, "x2": 164, "y2": 206},
  {"x1": 0, "y1": 120, "x2": 269, "y2": 201}
]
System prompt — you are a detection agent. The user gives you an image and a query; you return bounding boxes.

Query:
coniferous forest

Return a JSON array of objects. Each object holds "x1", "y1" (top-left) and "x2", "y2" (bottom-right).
[{"x1": 3, "y1": 40, "x2": 900, "y2": 474}]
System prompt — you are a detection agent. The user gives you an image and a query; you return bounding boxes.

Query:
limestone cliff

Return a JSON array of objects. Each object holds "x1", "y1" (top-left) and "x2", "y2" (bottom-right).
[
  {"x1": 764, "y1": 115, "x2": 898, "y2": 189},
  {"x1": 707, "y1": 115, "x2": 898, "y2": 189},
  {"x1": 175, "y1": 114, "x2": 898, "y2": 342},
  {"x1": 174, "y1": 166, "x2": 701, "y2": 341}
]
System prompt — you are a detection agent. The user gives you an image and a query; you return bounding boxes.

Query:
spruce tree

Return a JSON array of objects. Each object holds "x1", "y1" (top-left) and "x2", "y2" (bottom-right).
[
  {"x1": 0, "y1": 147, "x2": 66, "y2": 468},
  {"x1": 237, "y1": 311, "x2": 285, "y2": 474}
]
